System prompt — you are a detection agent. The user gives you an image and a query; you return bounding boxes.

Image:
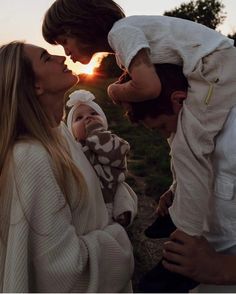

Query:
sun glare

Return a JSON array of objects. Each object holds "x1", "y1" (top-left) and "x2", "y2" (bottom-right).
[{"x1": 66, "y1": 52, "x2": 109, "y2": 76}]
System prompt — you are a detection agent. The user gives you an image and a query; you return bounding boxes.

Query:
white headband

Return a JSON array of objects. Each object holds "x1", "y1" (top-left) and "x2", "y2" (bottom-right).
[{"x1": 66, "y1": 89, "x2": 108, "y2": 135}]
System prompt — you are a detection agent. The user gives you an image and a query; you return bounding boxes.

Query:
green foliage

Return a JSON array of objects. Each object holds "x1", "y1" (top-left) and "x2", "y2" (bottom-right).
[
  {"x1": 73, "y1": 76, "x2": 172, "y2": 200},
  {"x1": 164, "y1": 0, "x2": 226, "y2": 29}
]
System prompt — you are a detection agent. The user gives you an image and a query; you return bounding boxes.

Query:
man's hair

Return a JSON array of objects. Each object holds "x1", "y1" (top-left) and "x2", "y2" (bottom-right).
[
  {"x1": 122, "y1": 64, "x2": 188, "y2": 123},
  {"x1": 42, "y1": 0, "x2": 125, "y2": 45}
]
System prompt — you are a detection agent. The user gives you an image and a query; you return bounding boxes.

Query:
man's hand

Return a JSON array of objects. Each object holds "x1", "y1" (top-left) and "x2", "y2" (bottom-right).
[{"x1": 162, "y1": 229, "x2": 223, "y2": 284}]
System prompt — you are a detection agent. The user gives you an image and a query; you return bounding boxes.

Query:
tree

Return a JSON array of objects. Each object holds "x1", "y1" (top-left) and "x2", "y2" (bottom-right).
[
  {"x1": 164, "y1": 0, "x2": 226, "y2": 30},
  {"x1": 228, "y1": 32, "x2": 236, "y2": 42},
  {"x1": 94, "y1": 54, "x2": 123, "y2": 78}
]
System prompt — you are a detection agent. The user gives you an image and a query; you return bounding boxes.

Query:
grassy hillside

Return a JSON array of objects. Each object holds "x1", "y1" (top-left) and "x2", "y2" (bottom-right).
[{"x1": 68, "y1": 75, "x2": 172, "y2": 201}]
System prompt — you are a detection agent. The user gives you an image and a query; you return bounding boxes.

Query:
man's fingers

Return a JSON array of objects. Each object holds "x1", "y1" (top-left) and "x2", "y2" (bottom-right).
[
  {"x1": 163, "y1": 239, "x2": 186, "y2": 255},
  {"x1": 162, "y1": 259, "x2": 186, "y2": 275}
]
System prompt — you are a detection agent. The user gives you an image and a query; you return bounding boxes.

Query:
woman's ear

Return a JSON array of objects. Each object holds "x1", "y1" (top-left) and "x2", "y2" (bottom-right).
[
  {"x1": 170, "y1": 90, "x2": 187, "y2": 114},
  {"x1": 35, "y1": 82, "x2": 44, "y2": 96}
]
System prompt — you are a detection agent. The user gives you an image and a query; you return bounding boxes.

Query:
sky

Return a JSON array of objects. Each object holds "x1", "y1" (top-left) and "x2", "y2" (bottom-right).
[{"x1": 1, "y1": 0, "x2": 236, "y2": 74}]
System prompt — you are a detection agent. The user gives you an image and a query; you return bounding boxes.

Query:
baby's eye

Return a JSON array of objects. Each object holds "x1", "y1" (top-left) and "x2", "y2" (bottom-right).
[{"x1": 75, "y1": 115, "x2": 83, "y2": 121}]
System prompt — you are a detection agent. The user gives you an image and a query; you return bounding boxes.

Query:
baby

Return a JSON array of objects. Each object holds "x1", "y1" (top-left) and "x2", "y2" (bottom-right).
[{"x1": 67, "y1": 89, "x2": 137, "y2": 227}]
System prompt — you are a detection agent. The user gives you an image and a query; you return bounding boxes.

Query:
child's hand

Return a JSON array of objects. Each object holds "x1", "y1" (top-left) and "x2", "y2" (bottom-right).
[
  {"x1": 107, "y1": 49, "x2": 161, "y2": 103},
  {"x1": 157, "y1": 190, "x2": 174, "y2": 217},
  {"x1": 115, "y1": 211, "x2": 131, "y2": 227}
]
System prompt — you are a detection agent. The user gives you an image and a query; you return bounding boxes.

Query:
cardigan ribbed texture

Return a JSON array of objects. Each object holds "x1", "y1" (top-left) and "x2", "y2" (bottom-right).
[{"x1": 2, "y1": 123, "x2": 134, "y2": 292}]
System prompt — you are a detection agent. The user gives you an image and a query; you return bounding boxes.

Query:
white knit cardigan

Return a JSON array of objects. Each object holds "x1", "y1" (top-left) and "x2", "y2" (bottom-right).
[{"x1": 2, "y1": 123, "x2": 134, "y2": 292}]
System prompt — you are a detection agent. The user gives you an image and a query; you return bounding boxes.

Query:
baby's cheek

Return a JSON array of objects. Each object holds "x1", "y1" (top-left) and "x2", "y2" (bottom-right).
[{"x1": 72, "y1": 122, "x2": 84, "y2": 140}]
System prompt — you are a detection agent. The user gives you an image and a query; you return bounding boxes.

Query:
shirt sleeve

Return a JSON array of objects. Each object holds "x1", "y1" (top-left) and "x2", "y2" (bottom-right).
[
  {"x1": 108, "y1": 24, "x2": 150, "y2": 69},
  {"x1": 12, "y1": 144, "x2": 134, "y2": 292}
]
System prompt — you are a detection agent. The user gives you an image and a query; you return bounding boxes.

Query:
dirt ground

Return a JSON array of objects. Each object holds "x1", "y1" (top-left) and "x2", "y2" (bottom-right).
[{"x1": 127, "y1": 194, "x2": 168, "y2": 292}]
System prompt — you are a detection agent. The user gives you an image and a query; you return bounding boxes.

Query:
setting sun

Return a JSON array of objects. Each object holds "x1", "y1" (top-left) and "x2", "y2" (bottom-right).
[{"x1": 66, "y1": 52, "x2": 109, "y2": 76}]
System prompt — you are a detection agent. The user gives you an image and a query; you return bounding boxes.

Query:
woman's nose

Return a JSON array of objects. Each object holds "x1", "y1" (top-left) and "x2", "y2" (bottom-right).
[{"x1": 55, "y1": 55, "x2": 66, "y2": 63}]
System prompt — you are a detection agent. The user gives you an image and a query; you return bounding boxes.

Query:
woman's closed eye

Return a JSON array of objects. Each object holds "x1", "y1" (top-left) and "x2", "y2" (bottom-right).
[
  {"x1": 40, "y1": 50, "x2": 52, "y2": 63},
  {"x1": 44, "y1": 55, "x2": 52, "y2": 62}
]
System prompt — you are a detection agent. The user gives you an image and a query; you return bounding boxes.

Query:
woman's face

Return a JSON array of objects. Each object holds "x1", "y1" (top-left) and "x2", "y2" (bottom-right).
[{"x1": 23, "y1": 44, "x2": 78, "y2": 123}]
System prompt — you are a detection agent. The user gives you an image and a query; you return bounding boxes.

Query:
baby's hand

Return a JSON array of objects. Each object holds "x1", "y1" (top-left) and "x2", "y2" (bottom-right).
[
  {"x1": 157, "y1": 190, "x2": 174, "y2": 217},
  {"x1": 115, "y1": 211, "x2": 131, "y2": 227}
]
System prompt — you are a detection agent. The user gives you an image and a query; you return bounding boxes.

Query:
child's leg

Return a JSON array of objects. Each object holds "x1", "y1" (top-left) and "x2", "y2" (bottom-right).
[
  {"x1": 169, "y1": 47, "x2": 236, "y2": 235},
  {"x1": 139, "y1": 257, "x2": 199, "y2": 293}
]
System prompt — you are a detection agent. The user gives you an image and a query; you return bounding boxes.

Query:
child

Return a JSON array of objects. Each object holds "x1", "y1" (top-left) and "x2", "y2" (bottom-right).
[{"x1": 66, "y1": 89, "x2": 137, "y2": 227}]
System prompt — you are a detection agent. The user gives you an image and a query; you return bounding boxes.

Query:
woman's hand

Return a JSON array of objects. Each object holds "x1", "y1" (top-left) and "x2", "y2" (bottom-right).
[{"x1": 162, "y1": 229, "x2": 224, "y2": 284}]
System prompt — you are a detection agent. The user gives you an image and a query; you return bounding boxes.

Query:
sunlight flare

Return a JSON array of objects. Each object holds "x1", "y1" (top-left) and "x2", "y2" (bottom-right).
[{"x1": 66, "y1": 52, "x2": 109, "y2": 75}]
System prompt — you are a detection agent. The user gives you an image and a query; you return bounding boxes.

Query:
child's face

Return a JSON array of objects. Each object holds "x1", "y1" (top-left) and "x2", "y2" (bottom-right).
[
  {"x1": 142, "y1": 114, "x2": 178, "y2": 139},
  {"x1": 56, "y1": 34, "x2": 96, "y2": 64},
  {"x1": 72, "y1": 104, "x2": 104, "y2": 141}
]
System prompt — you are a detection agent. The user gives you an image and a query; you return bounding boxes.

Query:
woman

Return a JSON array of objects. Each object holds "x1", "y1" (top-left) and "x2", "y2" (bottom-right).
[{"x1": 0, "y1": 41, "x2": 134, "y2": 292}]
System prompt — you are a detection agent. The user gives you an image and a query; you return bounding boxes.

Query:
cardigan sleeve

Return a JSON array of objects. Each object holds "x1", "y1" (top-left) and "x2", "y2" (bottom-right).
[{"x1": 12, "y1": 142, "x2": 134, "y2": 293}]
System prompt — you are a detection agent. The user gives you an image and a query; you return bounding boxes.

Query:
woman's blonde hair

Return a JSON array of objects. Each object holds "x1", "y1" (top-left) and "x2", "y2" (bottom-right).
[{"x1": 0, "y1": 41, "x2": 87, "y2": 239}]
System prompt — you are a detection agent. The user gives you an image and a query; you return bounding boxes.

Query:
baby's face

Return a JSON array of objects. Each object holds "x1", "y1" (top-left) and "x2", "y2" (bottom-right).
[{"x1": 72, "y1": 104, "x2": 103, "y2": 141}]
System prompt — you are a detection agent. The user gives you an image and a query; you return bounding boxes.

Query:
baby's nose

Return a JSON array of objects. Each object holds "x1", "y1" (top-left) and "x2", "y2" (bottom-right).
[{"x1": 85, "y1": 116, "x2": 92, "y2": 122}]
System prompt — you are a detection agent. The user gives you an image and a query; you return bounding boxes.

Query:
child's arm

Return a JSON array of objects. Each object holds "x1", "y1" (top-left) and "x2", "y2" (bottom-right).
[
  {"x1": 113, "y1": 182, "x2": 138, "y2": 228},
  {"x1": 157, "y1": 189, "x2": 174, "y2": 217},
  {"x1": 107, "y1": 48, "x2": 162, "y2": 103}
]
